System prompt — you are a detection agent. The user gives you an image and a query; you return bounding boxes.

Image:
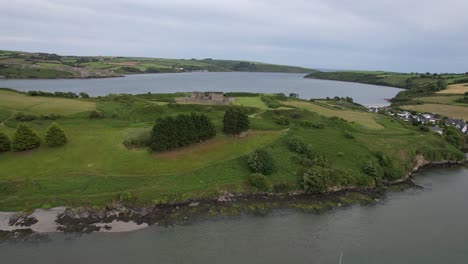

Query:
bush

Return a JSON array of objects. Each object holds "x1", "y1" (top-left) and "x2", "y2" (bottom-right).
[
  {"x1": 0, "y1": 132, "x2": 11, "y2": 152},
  {"x1": 300, "y1": 121, "x2": 325, "y2": 129},
  {"x1": 302, "y1": 166, "x2": 332, "y2": 194},
  {"x1": 15, "y1": 112, "x2": 36, "y2": 121},
  {"x1": 89, "y1": 110, "x2": 104, "y2": 119},
  {"x1": 275, "y1": 116, "x2": 290, "y2": 125},
  {"x1": 247, "y1": 149, "x2": 276, "y2": 175},
  {"x1": 118, "y1": 191, "x2": 132, "y2": 202},
  {"x1": 247, "y1": 173, "x2": 269, "y2": 191},
  {"x1": 223, "y1": 108, "x2": 250, "y2": 135},
  {"x1": 149, "y1": 113, "x2": 216, "y2": 152},
  {"x1": 45, "y1": 123, "x2": 67, "y2": 147},
  {"x1": 344, "y1": 130, "x2": 354, "y2": 139},
  {"x1": 286, "y1": 136, "x2": 316, "y2": 158},
  {"x1": 362, "y1": 161, "x2": 382, "y2": 179},
  {"x1": 12, "y1": 124, "x2": 41, "y2": 151},
  {"x1": 123, "y1": 129, "x2": 151, "y2": 149}
]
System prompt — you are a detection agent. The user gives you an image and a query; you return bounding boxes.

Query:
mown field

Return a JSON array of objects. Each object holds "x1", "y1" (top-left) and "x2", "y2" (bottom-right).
[
  {"x1": 0, "y1": 90, "x2": 462, "y2": 211},
  {"x1": 437, "y1": 83, "x2": 468, "y2": 94}
]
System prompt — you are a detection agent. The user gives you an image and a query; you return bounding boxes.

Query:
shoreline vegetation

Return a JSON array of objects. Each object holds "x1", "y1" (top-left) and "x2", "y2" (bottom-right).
[
  {"x1": 0, "y1": 85, "x2": 466, "y2": 236},
  {"x1": 1, "y1": 160, "x2": 465, "y2": 239},
  {"x1": 0, "y1": 50, "x2": 315, "y2": 79}
]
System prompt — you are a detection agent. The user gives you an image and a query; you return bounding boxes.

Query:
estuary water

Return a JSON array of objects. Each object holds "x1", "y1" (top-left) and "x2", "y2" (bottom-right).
[
  {"x1": 1, "y1": 167, "x2": 468, "y2": 263},
  {"x1": 0, "y1": 72, "x2": 401, "y2": 106}
]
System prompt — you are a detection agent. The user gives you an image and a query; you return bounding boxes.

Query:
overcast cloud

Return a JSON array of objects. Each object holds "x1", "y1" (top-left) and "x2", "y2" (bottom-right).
[{"x1": 1, "y1": 0, "x2": 467, "y2": 72}]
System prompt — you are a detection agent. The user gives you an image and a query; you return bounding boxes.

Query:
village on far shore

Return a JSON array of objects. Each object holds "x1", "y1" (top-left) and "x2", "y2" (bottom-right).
[{"x1": 368, "y1": 106, "x2": 467, "y2": 135}]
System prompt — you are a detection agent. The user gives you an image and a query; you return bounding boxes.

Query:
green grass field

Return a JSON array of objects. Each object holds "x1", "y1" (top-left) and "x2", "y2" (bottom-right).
[
  {"x1": 0, "y1": 89, "x2": 95, "y2": 116},
  {"x1": 282, "y1": 100, "x2": 383, "y2": 129},
  {"x1": 0, "y1": 90, "x2": 462, "y2": 211}
]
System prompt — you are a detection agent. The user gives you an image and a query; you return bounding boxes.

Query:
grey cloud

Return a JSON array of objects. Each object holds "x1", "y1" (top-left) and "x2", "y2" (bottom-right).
[{"x1": 1, "y1": 0, "x2": 467, "y2": 72}]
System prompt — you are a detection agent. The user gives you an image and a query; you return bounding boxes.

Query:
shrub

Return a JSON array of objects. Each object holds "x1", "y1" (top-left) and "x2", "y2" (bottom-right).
[
  {"x1": 286, "y1": 136, "x2": 316, "y2": 158},
  {"x1": 247, "y1": 173, "x2": 269, "y2": 191},
  {"x1": 118, "y1": 191, "x2": 132, "y2": 202},
  {"x1": 344, "y1": 130, "x2": 354, "y2": 139},
  {"x1": 362, "y1": 161, "x2": 382, "y2": 179},
  {"x1": 247, "y1": 149, "x2": 276, "y2": 175},
  {"x1": 123, "y1": 129, "x2": 151, "y2": 149},
  {"x1": 12, "y1": 124, "x2": 41, "y2": 151},
  {"x1": 45, "y1": 123, "x2": 67, "y2": 147},
  {"x1": 0, "y1": 132, "x2": 11, "y2": 152},
  {"x1": 89, "y1": 110, "x2": 104, "y2": 119},
  {"x1": 302, "y1": 166, "x2": 332, "y2": 194},
  {"x1": 300, "y1": 121, "x2": 325, "y2": 129},
  {"x1": 275, "y1": 116, "x2": 290, "y2": 125},
  {"x1": 290, "y1": 112, "x2": 302, "y2": 119},
  {"x1": 15, "y1": 112, "x2": 36, "y2": 121},
  {"x1": 223, "y1": 108, "x2": 250, "y2": 135}
]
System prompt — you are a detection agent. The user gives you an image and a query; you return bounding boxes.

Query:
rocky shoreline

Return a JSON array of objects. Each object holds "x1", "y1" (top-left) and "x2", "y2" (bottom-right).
[{"x1": 0, "y1": 159, "x2": 465, "y2": 242}]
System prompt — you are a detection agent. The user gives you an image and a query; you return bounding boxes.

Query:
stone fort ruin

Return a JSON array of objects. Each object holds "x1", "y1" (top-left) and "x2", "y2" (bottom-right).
[{"x1": 176, "y1": 92, "x2": 235, "y2": 105}]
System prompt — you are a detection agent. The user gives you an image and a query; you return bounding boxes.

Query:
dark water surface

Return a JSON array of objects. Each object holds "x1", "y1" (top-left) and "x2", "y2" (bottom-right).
[
  {"x1": 0, "y1": 72, "x2": 401, "y2": 105},
  {"x1": 1, "y1": 167, "x2": 467, "y2": 263}
]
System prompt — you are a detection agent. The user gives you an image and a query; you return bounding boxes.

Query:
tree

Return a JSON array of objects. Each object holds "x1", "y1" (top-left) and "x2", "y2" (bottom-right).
[
  {"x1": 79, "y1": 92, "x2": 90, "y2": 98},
  {"x1": 247, "y1": 149, "x2": 276, "y2": 175},
  {"x1": 0, "y1": 132, "x2": 11, "y2": 152},
  {"x1": 223, "y1": 108, "x2": 249, "y2": 135},
  {"x1": 45, "y1": 123, "x2": 67, "y2": 147},
  {"x1": 12, "y1": 124, "x2": 41, "y2": 151}
]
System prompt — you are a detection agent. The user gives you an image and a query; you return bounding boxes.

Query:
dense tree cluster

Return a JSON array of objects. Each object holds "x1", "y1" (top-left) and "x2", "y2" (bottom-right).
[
  {"x1": 223, "y1": 108, "x2": 249, "y2": 135},
  {"x1": 149, "y1": 113, "x2": 216, "y2": 152},
  {"x1": 45, "y1": 123, "x2": 68, "y2": 147},
  {"x1": 444, "y1": 126, "x2": 466, "y2": 149}
]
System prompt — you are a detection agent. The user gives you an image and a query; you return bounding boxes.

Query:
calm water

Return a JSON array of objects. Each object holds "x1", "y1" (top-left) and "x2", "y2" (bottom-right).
[
  {"x1": 1, "y1": 167, "x2": 468, "y2": 263},
  {"x1": 0, "y1": 72, "x2": 401, "y2": 106}
]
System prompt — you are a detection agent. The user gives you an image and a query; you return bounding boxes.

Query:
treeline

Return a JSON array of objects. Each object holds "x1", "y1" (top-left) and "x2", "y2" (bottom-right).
[
  {"x1": 149, "y1": 113, "x2": 216, "y2": 151},
  {"x1": 27, "y1": 90, "x2": 90, "y2": 98}
]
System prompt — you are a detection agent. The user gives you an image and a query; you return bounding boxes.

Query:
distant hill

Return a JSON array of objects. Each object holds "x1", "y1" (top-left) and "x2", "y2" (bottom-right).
[
  {"x1": 305, "y1": 70, "x2": 468, "y2": 103},
  {"x1": 0, "y1": 50, "x2": 316, "y2": 79}
]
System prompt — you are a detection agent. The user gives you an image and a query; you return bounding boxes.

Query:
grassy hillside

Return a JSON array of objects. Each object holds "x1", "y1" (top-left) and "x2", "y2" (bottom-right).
[
  {"x1": 0, "y1": 90, "x2": 463, "y2": 211},
  {"x1": 0, "y1": 50, "x2": 315, "y2": 79},
  {"x1": 305, "y1": 70, "x2": 468, "y2": 103}
]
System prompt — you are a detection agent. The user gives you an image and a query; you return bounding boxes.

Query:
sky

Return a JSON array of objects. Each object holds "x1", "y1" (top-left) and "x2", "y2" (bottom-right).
[{"x1": 1, "y1": 0, "x2": 467, "y2": 73}]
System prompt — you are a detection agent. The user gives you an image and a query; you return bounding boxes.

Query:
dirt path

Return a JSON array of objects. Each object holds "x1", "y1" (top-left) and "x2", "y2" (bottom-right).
[{"x1": 0, "y1": 114, "x2": 13, "y2": 127}]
